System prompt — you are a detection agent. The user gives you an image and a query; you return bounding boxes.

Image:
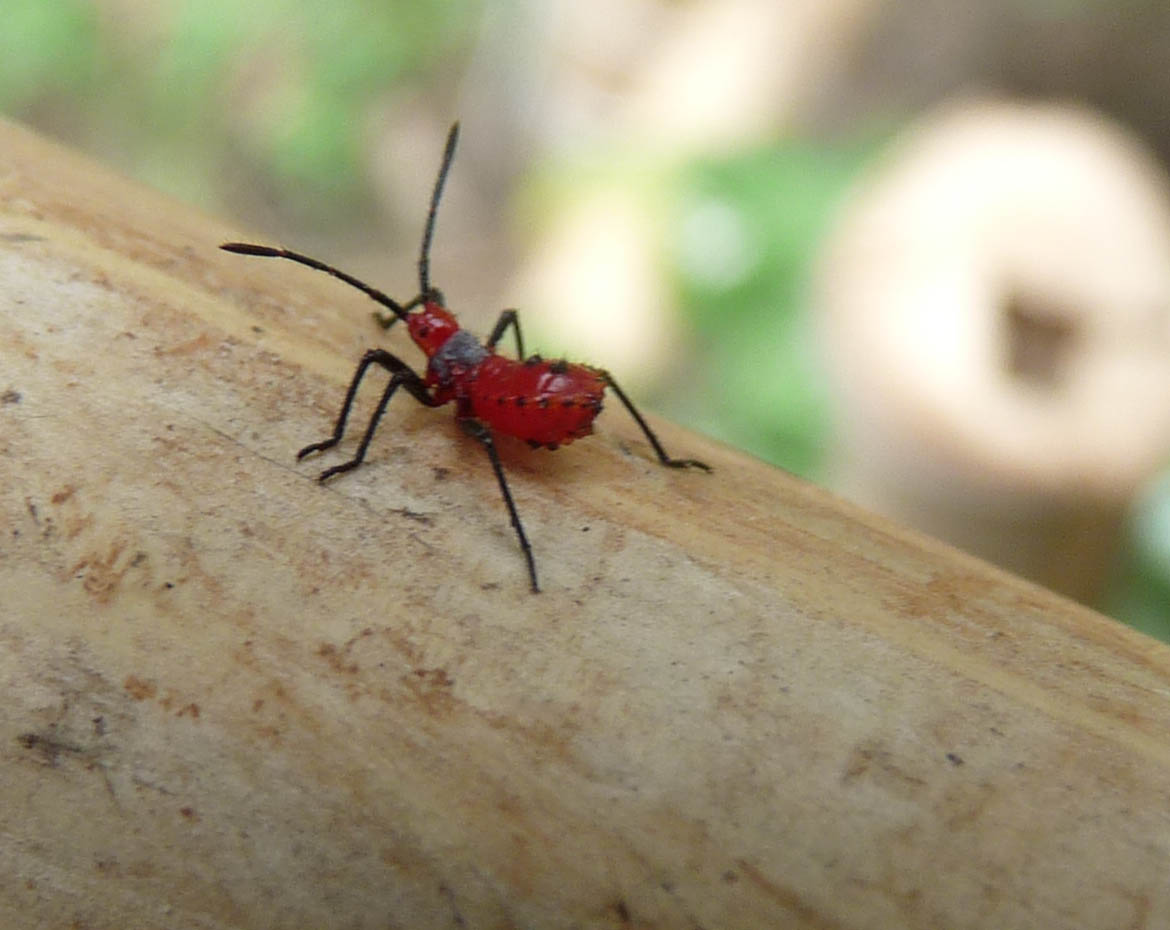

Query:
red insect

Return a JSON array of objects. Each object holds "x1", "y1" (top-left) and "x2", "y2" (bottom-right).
[{"x1": 222, "y1": 122, "x2": 709, "y2": 592}]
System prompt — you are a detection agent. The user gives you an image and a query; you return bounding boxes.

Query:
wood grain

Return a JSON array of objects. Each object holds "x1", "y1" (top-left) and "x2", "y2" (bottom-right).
[{"x1": 1, "y1": 117, "x2": 1168, "y2": 930}]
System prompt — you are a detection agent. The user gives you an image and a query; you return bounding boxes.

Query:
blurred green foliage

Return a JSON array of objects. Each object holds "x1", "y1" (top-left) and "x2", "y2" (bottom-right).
[
  {"x1": 0, "y1": 1, "x2": 98, "y2": 104},
  {"x1": 1107, "y1": 475, "x2": 1170, "y2": 640},
  {"x1": 667, "y1": 140, "x2": 879, "y2": 479},
  {"x1": 0, "y1": 0, "x2": 477, "y2": 218}
]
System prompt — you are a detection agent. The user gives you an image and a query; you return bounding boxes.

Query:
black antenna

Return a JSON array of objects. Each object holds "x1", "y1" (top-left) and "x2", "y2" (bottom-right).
[
  {"x1": 219, "y1": 243, "x2": 409, "y2": 323},
  {"x1": 418, "y1": 122, "x2": 460, "y2": 296}
]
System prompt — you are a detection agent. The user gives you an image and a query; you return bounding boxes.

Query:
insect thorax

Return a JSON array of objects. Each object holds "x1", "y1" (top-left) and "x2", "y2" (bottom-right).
[{"x1": 427, "y1": 329, "x2": 489, "y2": 387}]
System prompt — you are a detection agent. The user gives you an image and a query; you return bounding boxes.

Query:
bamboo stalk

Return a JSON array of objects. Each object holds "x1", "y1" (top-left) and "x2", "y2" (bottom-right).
[{"x1": 2, "y1": 117, "x2": 1168, "y2": 930}]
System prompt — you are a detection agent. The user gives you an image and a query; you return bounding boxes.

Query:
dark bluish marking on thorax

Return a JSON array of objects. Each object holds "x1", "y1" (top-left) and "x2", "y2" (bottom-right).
[{"x1": 428, "y1": 329, "x2": 488, "y2": 386}]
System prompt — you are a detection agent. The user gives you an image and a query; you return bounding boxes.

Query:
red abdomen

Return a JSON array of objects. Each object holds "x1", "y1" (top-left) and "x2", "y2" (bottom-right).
[{"x1": 467, "y1": 355, "x2": 606, "y2": 448}]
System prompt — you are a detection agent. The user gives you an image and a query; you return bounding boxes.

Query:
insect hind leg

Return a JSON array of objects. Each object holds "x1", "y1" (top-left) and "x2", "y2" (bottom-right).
[{"x1": 601, "y1": 370, "x2": 711, "y2": 471}]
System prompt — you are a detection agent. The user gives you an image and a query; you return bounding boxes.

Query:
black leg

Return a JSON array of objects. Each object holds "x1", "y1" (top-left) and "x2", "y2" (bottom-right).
[
  {"x1": 485, "y1": 309, "x2": 525, "y2": 360},
  {"x1": 299, "y1": 349, "x2": 437, "y2": 480},
  {"x1": 601, "y1": 370, "x2": 711, "y2": 471},
  {"x1": 459, "y1": 418, "x2": 540, "y2": 593}
]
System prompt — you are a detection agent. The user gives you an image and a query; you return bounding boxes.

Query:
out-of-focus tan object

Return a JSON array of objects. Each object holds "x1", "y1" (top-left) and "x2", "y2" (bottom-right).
[
  {"x1": 817, "y1": 100, "x2": 1170, "y2": 604},
  {"x1": 5, "y1": 117, "x2": 1170, "y2": 929},
  {"x1": 619, "y1": 0, "x2": 878, "y2": 150}
]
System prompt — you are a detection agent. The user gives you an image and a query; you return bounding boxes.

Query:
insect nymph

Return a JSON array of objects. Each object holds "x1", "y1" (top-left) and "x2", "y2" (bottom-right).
[{"x1": 222, "y1": 123, "x2": 709, "y2": 592}]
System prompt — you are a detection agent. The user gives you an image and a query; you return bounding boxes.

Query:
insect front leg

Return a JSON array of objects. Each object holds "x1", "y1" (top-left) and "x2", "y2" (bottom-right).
[
  {"x1": 485, "y1": 309, "x2": 526, "y2": 360},
  {"x1": 458, "y1": 417, "x2": 540, "y2": 593},
  {"x1": 299, "y1": 349, "x2": 438, "y2": 481},
  {"x1": 600, "y1": 370, "x2": 711, "y2": 471}
]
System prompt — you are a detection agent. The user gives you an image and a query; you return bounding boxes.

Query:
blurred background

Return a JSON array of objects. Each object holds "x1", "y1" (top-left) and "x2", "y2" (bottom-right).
[{"x1": 3, "y1": 0, "x2": 1169, "y2": 634}]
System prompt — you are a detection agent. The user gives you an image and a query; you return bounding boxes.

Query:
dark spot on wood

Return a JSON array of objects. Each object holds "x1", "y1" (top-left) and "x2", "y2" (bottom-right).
[
  {"x1": 392, "y1": 507, "x2": 432, "y2": 525},
  {"x1": 318, "y1": 642, "x2": 358, "y2": 675},
  {"x1": 946, "y1": 752, "x2": 964, "y2": 766},
  {"x1": 439, "y1": 883, "x2": 467, "y2": 927},
  {"x1": 407, "y1": 669, "x2": 456, "y2": 720},
  {"x1": 611, "y1": 899, "x2": 631, "y2": 923},
  {"x1": 413, "y1": 667, "x2": 454, "y2": 688},
  {"x1": 1, "y1": 389, "x2": 20, "y2": 404},
  {"x1": 123, "y1": 675, "x2": 156, "y2": 701},
  {"x1": 16, "y1": 731, "x2": 84, "y2": 767}
]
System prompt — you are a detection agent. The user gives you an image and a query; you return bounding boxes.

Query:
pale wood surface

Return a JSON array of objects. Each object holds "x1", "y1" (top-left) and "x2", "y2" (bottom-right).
[{"x1": 2, "y1": 117, "x2": 1169, "y2": 929}]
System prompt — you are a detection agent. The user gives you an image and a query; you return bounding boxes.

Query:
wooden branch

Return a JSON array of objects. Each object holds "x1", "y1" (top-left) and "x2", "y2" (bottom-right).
[{"x1": 2, "y1": 117, "x2": 1169, "y2": 930}]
